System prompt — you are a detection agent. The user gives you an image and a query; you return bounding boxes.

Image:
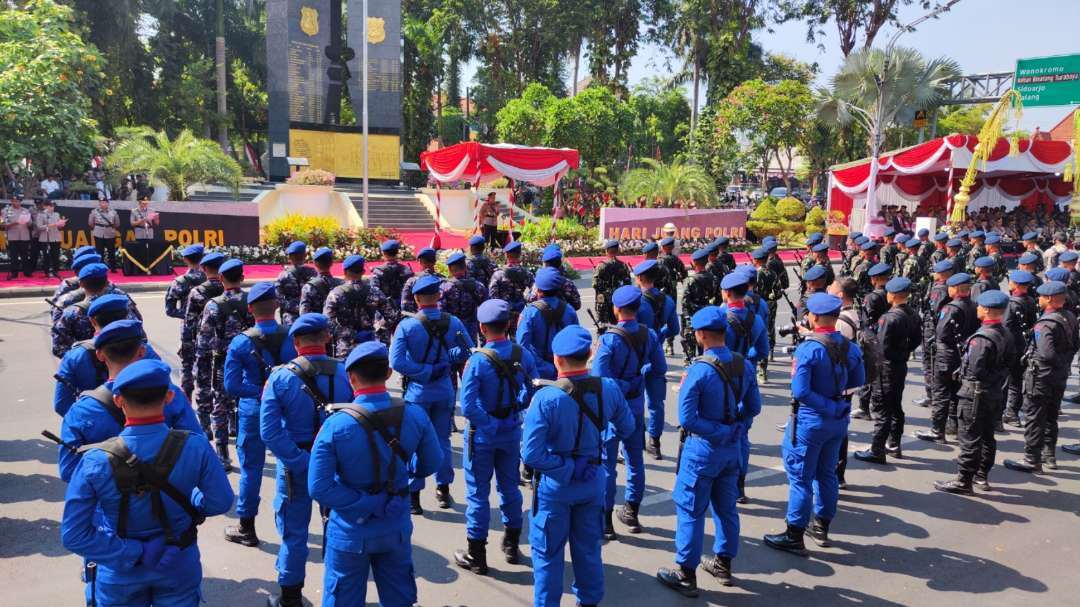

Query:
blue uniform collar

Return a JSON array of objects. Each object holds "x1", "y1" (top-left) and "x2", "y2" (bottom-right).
[
  {"x1": 617, "y1": 319, "x2": 639, "y2": 329},
  {"x1": 256, "y1": 319, "x2": 279, "y2": 332},
  {"x1": 704, "y1": 346, "x2": 733, "y2": 361}
]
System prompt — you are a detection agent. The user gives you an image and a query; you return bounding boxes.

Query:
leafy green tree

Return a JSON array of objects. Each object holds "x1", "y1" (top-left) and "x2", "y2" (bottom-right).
[
  {"x1": 403, "y1": 11, "x2": 447, "y2": 166},
  {"x1": 544, "y1": 86, "x2": 634, "y2": 168},
  {"x1": 805, "y1": 205, "x2": 826, "y2": 233},
  {"x1": 628, "y1": 80, "x2": 691, "y2": 162},
  {"x1": 776, "y1": 0, "x2": 961, "y2": 57},
  {"x1": 0, "y1": 0, "x2": 103, "y2": 184},
  {"x1": 108, "y1": 129, "x2": 243, "y2": 200},
  {"x1": 436, "y1": 108, "x2": 466, "y2": 146},
  {"x1": 937, "y1": 103, "x2": 991, "y2": 135},
  {"x1": 619, "y1": 158, "x2": 718, "y2": 206},
  {"x1": 495, "y1": 83, "x2": 555, "y2": 145}
]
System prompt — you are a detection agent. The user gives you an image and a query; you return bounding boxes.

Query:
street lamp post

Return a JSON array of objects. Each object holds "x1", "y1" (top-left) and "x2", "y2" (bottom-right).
[{"x1": 361, "y1": 0, "x2": 370, "y2": 227}]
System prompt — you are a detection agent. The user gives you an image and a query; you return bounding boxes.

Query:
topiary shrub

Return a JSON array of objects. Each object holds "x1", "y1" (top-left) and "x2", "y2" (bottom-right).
[
  {"x1": 805, "y1": 206, "x2": 826, "y2": 235},
  {"x1": 776, "y1": 196, "x2": 806, "y2": 221}
]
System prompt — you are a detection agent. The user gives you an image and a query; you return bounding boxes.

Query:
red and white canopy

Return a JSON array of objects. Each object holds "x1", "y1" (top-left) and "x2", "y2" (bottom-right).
[
  {"x1": 420, "y1": 142, "x2": 580, "y2": 187},
  {"x1": 828, "y1": 135, "x2": 1075, "y2": 231}
]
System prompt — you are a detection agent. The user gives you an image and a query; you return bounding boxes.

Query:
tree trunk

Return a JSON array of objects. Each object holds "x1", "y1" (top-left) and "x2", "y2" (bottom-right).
[
  {"x1": 690, "y1": 60, "x2": 700, "y2": 135},
  {"x1": 572, "y1": 37, "x2": 581, "y2": 96},
  {"x1": 215, "y1": 0, "x2": 228, "y2": 152}
]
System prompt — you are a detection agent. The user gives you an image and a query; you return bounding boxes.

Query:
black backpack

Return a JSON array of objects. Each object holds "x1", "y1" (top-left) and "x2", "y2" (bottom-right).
[
  {"x1": 78, "y1": 430, "x2": 205, "y2": 547},
  {"x1": 210, "y1": 292, "x2": 250, "y2": 328},
  {"x1": 804, "y1": 333, "x2": 853, "y2": 398},
  {"x1": 377, "y1": 263, "x2": 406, "y2": 299},
  {"x1": 243, "y1": 325, "x2": 289, "y2": 382},
  {"x1": 474, "y1": 345, "x2": 526, "y2": 418},
  {"x1": 81, "y1": 384, "x2": 125, "y2": 426},
  {"x1": 642, "y1": 290, "x2": 666, "y2": 332},
  {"x1": 604, "y1": 325, "x2": 649, "y2": 397},
  {"x1": 725, "y1": 307, "x2": 757, "y2": 357},
  {"x1": 305, "y1": 275, "x2": 334, "y2": 303},
  {"x1": 691, "y1": 352, "x2": 745, "y2": 424},
  {"x1": 329, "y1": 398, "x2": 410, "y2": 495},
  {"x1": 536, "y1": 377, "x2": 606, "y2": 467},
  {"x1": 284, "y1": 356, "x2": 342, "y2": 433},
  {"x1": 402, "y1": 311, "x2": 452, "y2": 363}
]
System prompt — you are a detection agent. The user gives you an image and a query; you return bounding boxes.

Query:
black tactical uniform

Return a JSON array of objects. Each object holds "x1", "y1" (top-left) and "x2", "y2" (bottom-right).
[{"x1": 927, "y1": 294, "x2": 979, "y2": 438}]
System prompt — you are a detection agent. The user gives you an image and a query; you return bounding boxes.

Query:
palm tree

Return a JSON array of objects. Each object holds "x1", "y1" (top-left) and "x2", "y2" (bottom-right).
[
  {"x1": 619, "y1": 158, "x2": 718, "y2": 207},
  {"x1": 664, "y1": 0, "x2": 707, "y2": 135},
  {"x1": 108, "y1": 129, "x2": 243, "y2": 200},
  {"x1": 817, "y1": 46, "x2": 960, "y2": 232}
]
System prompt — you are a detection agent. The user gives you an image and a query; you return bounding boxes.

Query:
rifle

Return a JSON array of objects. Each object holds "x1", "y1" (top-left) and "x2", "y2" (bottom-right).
[
  {"x1": 42, "y1": 429, "x2": 77, "y2": 453},
  {"x1": 779, "y1": 290, "x2": 800, "y2": 317},
  {"x1": 44, "y1": 297, "x2": 62, "y2": 311},
  {"x1": 586, "y1": 309, "x2": 608, "y2": 334}
]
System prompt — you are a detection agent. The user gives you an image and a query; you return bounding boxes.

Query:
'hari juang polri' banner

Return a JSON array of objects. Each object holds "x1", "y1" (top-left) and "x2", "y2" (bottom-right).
[{"x1": 598, "y1": 207, "x2": 748, "y2": 241}]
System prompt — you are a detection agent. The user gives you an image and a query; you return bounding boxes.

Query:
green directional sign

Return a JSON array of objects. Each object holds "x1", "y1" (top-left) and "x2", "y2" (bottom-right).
[{"x1": 1014, "y1": 54, "x2": 1080, "y2": 107}]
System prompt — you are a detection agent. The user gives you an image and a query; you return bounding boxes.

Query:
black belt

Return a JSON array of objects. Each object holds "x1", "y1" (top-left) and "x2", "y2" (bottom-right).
[{"x1": 296, "y1": 440, "x2": 314, "y2": 451}]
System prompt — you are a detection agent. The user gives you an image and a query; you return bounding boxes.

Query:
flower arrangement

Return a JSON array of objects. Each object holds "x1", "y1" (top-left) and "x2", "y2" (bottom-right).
[{"x1": 286, "y1": 169, "x2": 336, "y2": 186}]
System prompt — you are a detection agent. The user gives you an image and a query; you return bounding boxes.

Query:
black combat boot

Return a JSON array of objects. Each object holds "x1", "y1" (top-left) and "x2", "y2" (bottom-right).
[
  {"x1": 453, "y1": 538, "x2": 488, "y2": 575},
  {"x1": 520, "y1": 465, "x2": 533, "y2": 486},
  {"x1": 807, "y1": 517, "x2": 831, "y2": 547},
  {"x1": 885, "y1": 441, "x2": 902, "y2": 459},
  {"x1": 223, "y1": 516, "x2": 259, "y2": 547},
  {"x1": 215, "y1": 442, "x2": 232, "y2": 473},
  {"x1": 764, "y1": 524, "x2": 808, "y2": 556},
  {"x1": 852, "y1": 448, "x2": 886, "y2": 465},
  {"x1": 1003, "y1": 457, "x2": 1042, "y2": 474},
  {"x1": 945, "y1": 417, "x2": 958, "y2": 436},
  {"x1": 656, "y1": 565, "x2": 699, "y2": 598},
  {"x1": 1043, "y1": 450, "x2": 1058, "y2": 470},
  {"x1": 501, "y1": 528, "x2": 521, "y2": 564},
  {"x1": 934, "y1": 478, "x2": 973, "y2": 495},
  {"x1": 617, "y1": 502, "x2": 642, "y2": 533},
  {"x1": 736, "y1": 472, "x2": 748, "y2": 504},
  {"x1": 915, "y1": 429, "x2": 946, "y2": 444},
  {"x1": 701, "y1": 555, "x2": 733, "y2": 586},
  {"x1": 646, "y1": 436, "x2": 662, "y2": 460},
  {"x1": 198, "y1": 412, "x2": 214, "y2": 441},
  {"x1": 435, "y1": 484, "x2": 453, "y2": 509},
  {"x1": 266, "y1": 583, "x2": 303, "y2": 607},
  {"x1": 602, "y1": 510, "x2": 617, "y2": 541},
  {"x1": 972, "y1": 475, "x2": 992, "y2": 492},
  {"x1": 410, "y1": 491, "x2": 423, "y2": 515}
]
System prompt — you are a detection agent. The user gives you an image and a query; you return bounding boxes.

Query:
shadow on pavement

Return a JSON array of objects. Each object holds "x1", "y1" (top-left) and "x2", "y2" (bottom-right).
[
  {"x1": 0, "y1": 517, "x2": 67, "y2": 558},
  {"x1": 0, "y1": 438, "x2": 60, "y2": 464},
  {"x1": 0, "y1": 472, "x2": 66, "y2": 503},
  {"x1": 841, "y1": 484, "x2": 1029, "y2": 525},
  {"x1": 201, "y1": 576, "x2": 278, "y2": 606}
]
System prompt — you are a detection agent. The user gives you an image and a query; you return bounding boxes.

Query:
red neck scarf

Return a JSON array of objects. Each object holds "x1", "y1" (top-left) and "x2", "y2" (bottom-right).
[
  {"x1": 353, "y1": 387, "x2": 387, "y2": 397},
  {"x1": 125, "y1": 414, "x2": 165, "y2": 427},
  {"x1": 813, "y1": 327, "x2": 836, "y2": 333},
  {"x1": 298, "y1": 345, "x2": 326, "y2": 356},
  {"x1": 558, "y1": 369, "x2": 589, "y2": 379}
]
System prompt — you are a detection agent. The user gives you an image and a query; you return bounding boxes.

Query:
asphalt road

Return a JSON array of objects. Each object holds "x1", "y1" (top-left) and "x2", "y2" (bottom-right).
[{"x1": 2, "y1": 272, "x2": 1079, "y2": 606}]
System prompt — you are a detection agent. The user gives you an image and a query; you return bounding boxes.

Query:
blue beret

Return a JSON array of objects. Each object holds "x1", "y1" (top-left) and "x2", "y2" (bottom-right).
[
  {"x1": 73, "y1": 245, "x2": 97, "y2": 259},
  {"x1": 714, "y1": 237, "x2": 730, "y2": 247},
  {"x1": 113, "y1": 359, "x2": 171, "y2": 393},
  {"x1": 289, "y1": 313, "x2": 329, "y2": 337},
  {"x1": 764, "y1": 239, "x2": 778, "y2": 251},
  {"x1": 413, "y1": 275, "x2": 442, "y2": 295},
  {"x1": 721, "y1": 272, "x2": 748, "y2": 290},
  {"x1": 94, "y1": 319, "x2": 145, "y2": 348},
  {"x1": 807, "y1": 292, "x2": 842, "y2": 316},
  {"x1": 737, "y1": 265, "x2": 757, "y2": 282},
  {"x1": 343, "y1": 255, "x2": 365, "y2": 271},
  {"x1": 849, "y1": 231, "x2": 863, "y2": 240},
  {"x1": 469, "y1": 235, "x2": 486, "y2": 247},
  {"x1": 88, "y1": 293, "x2": 129, "y2": 317},
  {"x1": 78, "y1": 262, "x2": 108, "y2": 280},
  {"x1": 947, "y1": 273, "x2": 972, "y2": 286},
  {"x1": 248, "y1": 282, "x2": 276, "y2": 304},
  {"x1": 974, "y1": 256, "x2": 996, "y2": 269},
  {"x1": 1037, "y1": 281, "x2": 1067, "y2": 296},
  {"x1": 970, "y1": 230, "x2": 985, "y2": 239},
  {"x1": 868, "y1": 262, "x2": 892, "y2": 277},
  {"x1": 854, "y1": 236, "x2": 869, "y2": 245},
  {"x1": 633, "y1": 259, "x2": 658, "y2": 276},
  {"x1": 812, "y1": 242, "x2": 829, "y2": 253},
  {"x1": 860, "y1": 241, "x2": 879, "y2": 251},
  {"x1": 446, "y1": 251, "x2": 466, "y2": 266},
  {"x1": 534, "y1": 267, "x2": 563, "y2": 291},
  {"x1": 180, "y1": 243, "x2": 204, "y2": 258},
  {"x1": 417, "y1": 247, "x2": 437, "y2": 260},
  {"x1": 345, "y1": 341, "x2": 389, "y2": 370},
  {"x1": 691, "y1": 248, "x2": 711, "y2": 262},
  {"x1": 1022, "y1": 231, "x2": 1039, "y2": 241},
  {"x1": 977, "y1": 290, "x2": 1009, "y2": 309},
  {"x1": 806, "y1": 233, "x2": 823, "y2": 246},
  {"x1": 604, "y1": 239, "x2": 619, "y2": 250},
  {"x1": 804, "y1": 265, "x2": 827, "y2": 281},
  {"x1": 200, "y1": 252, "x2": 225, "y2": 268},
  {"x1": 504, "y1": 240, "x2": 522, "y2": 253},
  {"x1": 762, "y1": 236, "x2": 776, "y2": 245},
  {"x1": 885, "y1": 277, "x2": 912, "y2": 293},
  {"x1": 551, "y1": 325, "x2": 592, "y2": 357},
  {"x1": 917, "y1": 228, "x2": 929, "y2": 237},
  {"x1": 883, "y1": 227, "x2": 896, "y2": 237},
  {"x1": 612, "y1": 285, "x2": 641, "y2": 308},
  {"x1": 750, "y1": 247, "x2": 769, "y2": 260},
  {"x1": 892, "y1": 234, "x2": 906, "y2": 243},
  {"x1": 1046, "y1": 267, "x2": 1069, "y2": 282},
  {"x1": 985, "y1": 234, "x2": 1001, "y2": 245},
  {"x1": 542, "y1": 244, "x2": 563, "y2": 262},
  {"x1": 286, "y1": 241, "x2": 306, "y2": 255},
  {"x1": 660, "y1": 237, "x2": 675, "y2": 247},
  {"x1": 220, "y1": 259, "x2": 243, "y2": 274},
  {"x1": 1018, "y1": 252, "x2": 1039, "y2": 265},
  {"x1": 946, "y1": 238, "x2": 962, "y2": 248},
  {"x1": 72, "y1": 254, "x2": 102, "y2": 271},
  {"x1": 642, "y1": 241, "x2": 659, "y2": 254},
  {"x1": 1060, "y1": 250, "x2": 1079, "y2": 262},
  {"x1": 691, "y1": 306, "x2": 727, "y2": 331},
  {"x1": 477, "y1": 299, "x2": 510, "y2": 324},
  {"x1": 312, "y1": 246, "x2": 333, "y2": 262},
  {"x1": 1009, "y1": 270, "x2": 1034, "y2": 284},
  {"x1": 905, "y1": 238, "x2": 920, "y2": 248},
  {"x1": 380, "y1": 239, "x2": 400, "y2": 253},
  {"x1": 933, "y1": 260, "x2": 955, "y2": 273},
  {"x1": 933, "y1": 232, "x2": 949, "y2": 242},
  {"x1": 957, "y1": 230, "x2": 969, "y2": 239}
]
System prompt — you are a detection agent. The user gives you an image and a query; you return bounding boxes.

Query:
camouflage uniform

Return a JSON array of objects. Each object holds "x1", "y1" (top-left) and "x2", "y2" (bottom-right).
[
  {"x1": 370, "y1": 260, "x2": 415, "y2": 310},
  {"x1": 929, "y1": 246, "x2": 948, "y2": 268},
  {"x1": 526, "y1": 268, "x2": 581, "y2": 310},
  {"x1": 49, "y1": 277, "x2": 81, "y2": 311},
  {"x1": 400, "y1": 268, "x2": 445, "y2": 314},
  {"x1": 51, "y1": 287, "x2": 139, "y2": 358},
  {"x1": 658, "y1": 251, "x2": 688, "y2": 308},
  {"x1": 466, "y1": 254, "x2": 498, "y2": 287},
  {"x1": 195, "y1": 288, "x2": 253, "y2": 445},
  {"x1": 798, "y1": 253, "x2": 816, "y2": 296},
  {"x1": 274, "y1": 264, "x2": 318, "y2": 326},
  {"x1": 840, "y1": 248, "x2": 860, "y2": 278},
  {"x1": 757, "y1": 264, "x2": 783, "y2": 366},
  {"x1": 880, "y1": 243, "x2": 898, "y2": 268},
  {"x1": 900, "y1": 251, "x2": 929, "y2": 310},
  {"x1": 181, "y1": 278, "x2": 224, "y2": 406},
  {"x1": 989, "y1": 250, "x2": 1006, "y2": 284},
  {"x1": 965, "y1": 245, "x2": 987, "y2": 277},
  {"x1": 852, "y1": 256, "x2": 876, "y2": 300},
  {"x1": 299, "y1": 273, "x2": 344, "y2": 316},
  {"x1": 488, "y1": 263, "x2": 534, "y2": 332},
  {"x1": 164, "y1": 268, "x2": 206, "y2": 319},
  {"x1": 679, "y1": 269, "x2": 718, "y2": 363},
  {"x1": 324, "y1": 278, "x2": 400, "y2": 354},
  {"x1": 918, "y1": 240, "x2": 935, "y2": 264},
  {"x1": 591, "y1": 257, "x2": 632, "y2": 325},
  {"x1": 442, "y1": 274, "x2": 489, "y2": 342},
  {"x1": 767, "y1": 253, "x2": 788, "y2": 295}
]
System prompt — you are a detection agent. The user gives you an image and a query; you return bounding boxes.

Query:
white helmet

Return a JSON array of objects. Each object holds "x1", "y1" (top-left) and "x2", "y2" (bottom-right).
[{"x1": 662, "y1": 222, "x2": 676, "y2": 236}]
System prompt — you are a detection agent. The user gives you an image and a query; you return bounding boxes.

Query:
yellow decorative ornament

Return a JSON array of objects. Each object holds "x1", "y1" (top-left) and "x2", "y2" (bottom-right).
[
  {"x1": 300, "y1": 6, "x2": 319, "y2": 37},
  {"x1": 950, "y1": 90, "x2": 1024, "y2": 225},
  {"x1": 1066, "y1": 108, "x2": 1080, "y2": 226},
  {"x1": 367, "y1": 17, "x2": 386, "y2": 44}
]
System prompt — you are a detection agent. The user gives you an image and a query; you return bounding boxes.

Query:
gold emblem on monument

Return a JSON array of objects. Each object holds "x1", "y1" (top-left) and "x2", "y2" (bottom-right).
[
  {"x1": 299, "y1": 6, "x2": 319, "y2": 37},
  {"x1": 367, "y1": 17, "x2": 386, "y2": 44}
]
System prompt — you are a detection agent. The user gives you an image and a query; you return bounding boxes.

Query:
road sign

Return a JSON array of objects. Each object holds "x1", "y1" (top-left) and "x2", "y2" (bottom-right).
[
  {"x1": 1014, "y1": 54, "x2": 1080, "y2": 107},
  {"x1": 913, "y1": 110, "x2": 928, "y2": 128}
]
